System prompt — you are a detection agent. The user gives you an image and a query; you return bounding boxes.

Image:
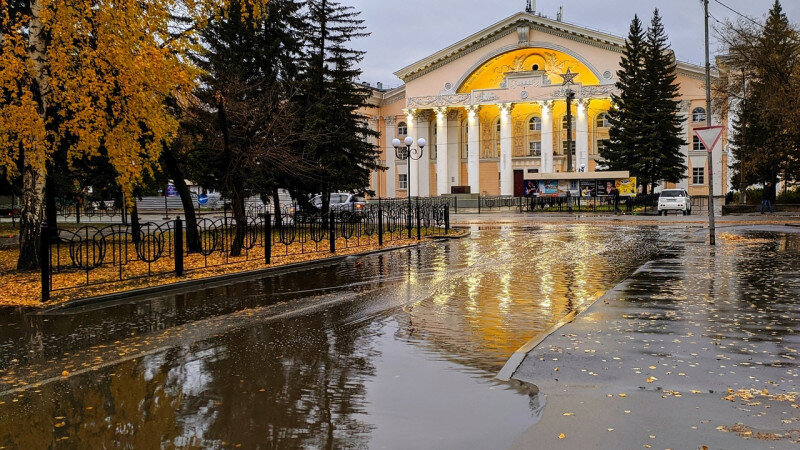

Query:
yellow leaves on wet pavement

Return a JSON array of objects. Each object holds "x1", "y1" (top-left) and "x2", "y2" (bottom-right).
[{"x1": 558, "y1": 433, "x2": 566, "y2": 439}]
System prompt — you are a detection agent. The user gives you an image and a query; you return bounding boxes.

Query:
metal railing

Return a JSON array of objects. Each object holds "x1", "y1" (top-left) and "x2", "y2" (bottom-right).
[{"x1": 41, "y1": 199, "x2": 450, "y2": 301}]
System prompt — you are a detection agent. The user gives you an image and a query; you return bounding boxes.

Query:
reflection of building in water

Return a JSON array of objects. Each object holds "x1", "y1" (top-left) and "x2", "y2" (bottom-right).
[
  {"x1": 395, "y1": 226, "x2": 662, "y2": 373},
  {"x1": 361, "y1": 6, "x2": 728, "y2": 199}
]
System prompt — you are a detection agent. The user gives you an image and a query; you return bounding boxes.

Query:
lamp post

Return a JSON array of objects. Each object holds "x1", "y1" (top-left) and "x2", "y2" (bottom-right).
[
  {"x1": 392, "y1": 136, "x2": 426, "y2": 239},
  {"x1": 559, "y1": 68, "x2": 579, "y2": 172}
]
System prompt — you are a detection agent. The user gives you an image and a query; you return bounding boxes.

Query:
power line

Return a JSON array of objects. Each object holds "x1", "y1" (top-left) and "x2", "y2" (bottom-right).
[{"x1": 711, "y1": 0, "x2": 764, "y2": 29}]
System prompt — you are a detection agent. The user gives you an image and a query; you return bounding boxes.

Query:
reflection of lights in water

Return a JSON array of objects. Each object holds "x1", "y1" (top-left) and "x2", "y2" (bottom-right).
[{"x1": 497, "y1": 229, "x2": 513, "y2": 314}]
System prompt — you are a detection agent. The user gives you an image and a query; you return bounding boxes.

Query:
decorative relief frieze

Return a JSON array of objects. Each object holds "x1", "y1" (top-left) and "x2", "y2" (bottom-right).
[{"x1": 407, "y1": 94, "x2": 471, "y2": 108}]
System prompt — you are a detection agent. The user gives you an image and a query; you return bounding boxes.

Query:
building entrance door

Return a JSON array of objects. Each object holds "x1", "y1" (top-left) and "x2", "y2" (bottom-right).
[{"x1": 514, "y1": 170, "x2": 524, "y2": 197}]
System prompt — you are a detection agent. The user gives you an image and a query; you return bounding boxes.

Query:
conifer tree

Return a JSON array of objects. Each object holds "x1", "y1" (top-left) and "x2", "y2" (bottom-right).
[
  {"x1": 602, "y1": 15, "x2": 647, "y2": 177},
  {"x1": 190, "y1": 0, "x2": 308, "y2": 256},
  {"x1": 639, "y1": 9, "x2": 686, "y2": 193},
  {"x1": 300, "y1": 0, "x2": 380, "y2": 214}
]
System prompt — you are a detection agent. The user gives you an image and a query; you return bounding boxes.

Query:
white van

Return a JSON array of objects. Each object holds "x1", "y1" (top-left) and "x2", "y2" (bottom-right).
[{"x1": 658, "y1": 189, "x2": 692, "y2": 216}]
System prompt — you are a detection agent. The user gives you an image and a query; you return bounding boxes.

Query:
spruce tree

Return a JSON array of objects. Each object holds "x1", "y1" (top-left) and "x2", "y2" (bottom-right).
[
  {"x1": 602, "y1": 16, "x2": 647, "y2": 177},
  {"x1": 639, "y1": 9, "x2": 686, "y2": 193},
  {"x1": 301, "y1": 0, "x2": 380, "y2": 214},
  {"x1": 190, "y1": 0, "x2": 308, "y2": 255}
]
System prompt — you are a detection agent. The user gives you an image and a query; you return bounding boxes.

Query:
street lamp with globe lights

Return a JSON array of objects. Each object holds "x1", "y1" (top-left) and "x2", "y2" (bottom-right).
[{"x1": 392, "y1": 136, "x2": 426, "y2": 238}]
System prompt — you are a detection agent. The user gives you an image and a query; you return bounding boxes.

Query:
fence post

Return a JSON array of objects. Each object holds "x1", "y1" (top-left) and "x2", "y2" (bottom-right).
[
  {"x1": 40, "y1": 226, "x2": 51, "y2": 302},
  {"x1": 329, "y1": 210, "x2": 336, "y2": 253},
  {"x1": 454, "y1": 195, "x2": 458, "y2": 214},
  {"x1": 378, "y1": 199, "x2": 384, "y2": 247},
  {"x1": 174, "y1": 217, "x2": 184, "y2": 276},
  {"x1": 416, "y1": 197, "x2": 421, "y2": 240},
  {"x1": 75, "y1": 203, "x2": 81, "y2": 224},
  {"x1": 478, "y1": 194, "x2": 481, "y2": 214},
  {"x1": 264, "y1": 212, "x2": 271, "y2": 264},
  {"x1": 519, "y1": 196, "x2": 523, "y2": 213},
  {"x1": 445, "y1": 203, "x2": 450, "y2": 234}
]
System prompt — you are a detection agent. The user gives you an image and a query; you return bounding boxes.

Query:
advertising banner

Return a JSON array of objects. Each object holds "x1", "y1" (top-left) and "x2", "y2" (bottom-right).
[
  {"x1": 579, "y1": 180, "x2": 597, "y2": 197},
  {"x1": 615, "y1": 177, "x2": 637, "y2": 196},
  {"x1": 541, "y1": 180, "x2": 559, "y2": 196}
]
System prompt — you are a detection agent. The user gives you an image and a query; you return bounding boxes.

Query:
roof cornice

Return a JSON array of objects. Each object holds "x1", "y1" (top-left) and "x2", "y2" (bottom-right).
[{"x1": 393, "y1": 12, "x2": 627, "y2": 82}]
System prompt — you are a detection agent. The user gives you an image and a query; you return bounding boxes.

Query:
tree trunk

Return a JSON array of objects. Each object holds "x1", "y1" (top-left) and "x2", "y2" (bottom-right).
[
  {"x1": 161, "y1": 146, "x2": 201, "y2": 252},
  {"x1": 18, "y1": 0, "x2": 50, "y2": 270},
  {"x1": 230, "y1": 187, "x2": 246, "y2": 257},
  {"x1": 131, "y1": 202, "x2": 141, "y2": 244},
  {"x1": 271, "y1": 187, "x2": 283, "y2": 229},
  {"x1": 17, "y1": 147, "x2": 46, "y2": 270}
]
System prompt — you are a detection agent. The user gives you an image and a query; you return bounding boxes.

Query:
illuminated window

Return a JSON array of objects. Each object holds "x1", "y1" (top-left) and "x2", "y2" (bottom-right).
[
  {"x1": 529, "y1": 141, "x2": 542, "y2": 156},
  {"x1": 529, "y1": 116, "x2": 542, "y2": 131}
]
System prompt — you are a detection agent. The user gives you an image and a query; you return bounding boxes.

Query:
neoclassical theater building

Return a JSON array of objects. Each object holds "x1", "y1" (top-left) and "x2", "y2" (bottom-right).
[{"x1": 362, "y1": 7, "x2": 729, "y2": 198}]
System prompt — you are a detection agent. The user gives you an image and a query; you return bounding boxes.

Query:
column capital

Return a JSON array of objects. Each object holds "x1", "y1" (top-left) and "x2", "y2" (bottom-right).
[
  {"x1": 536, "y1": 100, "x2": 554, "y2": 110},
  {"x1": 433, "y1": 106, "x2": 448, "y2": 120},
  {"x1": 498, "y1": 102, "x2": 515, "y2": 113},
  {"x1": 384, "y1": 115, "x2": 397, "y2": 126},
  {"x1": 416, "y1": 109, "x2": 433, "y2": 122},
  {"x1": 578, "y1": 98, "x2": 591, "y2": 109}
]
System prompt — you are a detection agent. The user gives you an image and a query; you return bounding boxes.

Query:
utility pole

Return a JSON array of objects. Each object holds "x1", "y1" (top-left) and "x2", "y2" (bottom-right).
[
  {"x1": 704, "y1": 0, "x2": 716, "y2": 245},
  {"x1": 739, "y1": 70, "x2": 747, "y2": 205}
]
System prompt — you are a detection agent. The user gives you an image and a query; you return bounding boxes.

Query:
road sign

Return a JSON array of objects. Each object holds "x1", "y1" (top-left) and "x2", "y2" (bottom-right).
[
  {"x1": 694, "y1": 126, "x2": 724, "y2": 153},
  {"x1": 198, "y1": 194, "x2": 209, "y2": 205}
]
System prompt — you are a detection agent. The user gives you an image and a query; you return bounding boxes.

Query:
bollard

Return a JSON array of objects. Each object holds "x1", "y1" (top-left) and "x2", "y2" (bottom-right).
[
  {"x1": 378, "y1": 200, "x2": 384, "y2": 247},
  {"x1": 264, "y1": 212, "x2": 272, "y2": 264},
  {"x1": 329, "y1": 210, "x2": 336, "y2": 253},
  {"x1": 40, "y1": 226, "x2": 51, "y2": 302},
  {"x1": 174, "y1": 217, "x2": 184, "y2": 276},
  {"x1": 445, "y1": 203, "x2": 450, "y2": 234}
]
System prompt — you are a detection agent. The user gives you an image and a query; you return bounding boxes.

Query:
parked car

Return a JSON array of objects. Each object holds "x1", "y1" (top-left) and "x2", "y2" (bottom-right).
[
  {"x1": 311, "y1": 193, "x2": 366, "y2": 212},
  {"x1": 658, "y1": 189, "x2": 692, "y2": 216}
]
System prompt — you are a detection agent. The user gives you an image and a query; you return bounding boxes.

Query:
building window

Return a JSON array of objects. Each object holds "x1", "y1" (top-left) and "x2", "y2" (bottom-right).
[
  {"x1": 692, "y1": 136, "x2": 706, "y2": 151},
  {"x1": 692, "y1": 167, "x2": 705, "y2": 185},
  {"x1": 561, "y1": 116, "x2": 577, "y2": 129},
  {"x1": 597, "y1": 139, "x2": 610, "y2": 155},
  {"x1": 692, "y1": 107, "x2": 706, "y2": 123},
  {"x1": 398, "y1": 174, "x2": 408, "y2": 190},
  {"x1": 596, "y1": 113, "x2": 610, "y2": 128},
  {"x1": 529, "y1": 116, "x2": 542, "y2": 131},
  {"x1": 461, "y1": 121, "x2": 469, "y2": 158},
  {"x1": 529, "y1": 141, "x2": 542, "y2": 157},
  {"x1": 397, "y1": 122, "x2": 408, "y2": 136},
  {"x1": 561, "y1": 141, "x2": 576, "y2": 156}
]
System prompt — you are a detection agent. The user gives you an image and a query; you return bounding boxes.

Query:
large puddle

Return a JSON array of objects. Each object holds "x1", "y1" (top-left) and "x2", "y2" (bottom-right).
[{"x1": 0, "y1": 223, "x2": 675, "y2": 448}]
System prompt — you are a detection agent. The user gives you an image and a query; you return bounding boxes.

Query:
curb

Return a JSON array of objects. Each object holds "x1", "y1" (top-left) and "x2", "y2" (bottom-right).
[{"x1": 42, "y1": 229, "x2": 471, "y2": 313}]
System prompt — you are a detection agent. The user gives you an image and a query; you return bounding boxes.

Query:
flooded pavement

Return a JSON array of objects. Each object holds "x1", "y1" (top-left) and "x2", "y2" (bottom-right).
[
  {"x1": 511, "y1": 226, "x2": 800, "y2": 449},
  {"x1": 0, "y1": 222, "x2": 675, "y2": 448}
]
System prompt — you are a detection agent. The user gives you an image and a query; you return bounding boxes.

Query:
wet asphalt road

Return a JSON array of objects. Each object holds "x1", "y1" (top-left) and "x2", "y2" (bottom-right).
[
  {"x1": 0, "y1": 223, "x2": 674, "y2": 448},
  {"x1": 511, "y1": 226, "x2": 800, "y2": 449}
]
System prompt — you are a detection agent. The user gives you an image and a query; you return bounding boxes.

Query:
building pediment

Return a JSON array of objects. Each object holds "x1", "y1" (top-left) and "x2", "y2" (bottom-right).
[{"x1": 394, "y1": 11, "x2": 627, "y2": 83}]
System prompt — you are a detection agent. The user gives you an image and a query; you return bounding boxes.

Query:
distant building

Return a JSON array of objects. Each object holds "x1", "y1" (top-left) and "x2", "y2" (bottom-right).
[{"x1": 362, "y1": 8, "x2": 727, "y2": 198}]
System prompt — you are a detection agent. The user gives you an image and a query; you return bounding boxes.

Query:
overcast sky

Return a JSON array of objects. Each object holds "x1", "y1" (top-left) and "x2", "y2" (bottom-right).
[{"x1": 343, "y1": 0, "x2": 800, "y2": 88}]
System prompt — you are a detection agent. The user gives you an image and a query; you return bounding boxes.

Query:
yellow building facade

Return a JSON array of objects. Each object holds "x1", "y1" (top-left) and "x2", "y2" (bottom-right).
[{"x1": 363, "y1": 10, "x2": 727, "y2": 198}]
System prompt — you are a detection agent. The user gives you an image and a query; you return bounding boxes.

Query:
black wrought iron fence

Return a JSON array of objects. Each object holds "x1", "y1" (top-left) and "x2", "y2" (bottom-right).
[
  {"x1": 41, "y1": 199, "x2": 450, "y2": 301},
  {"x1": 56, "y1": 201, "x2": 123, "y2": 223}
]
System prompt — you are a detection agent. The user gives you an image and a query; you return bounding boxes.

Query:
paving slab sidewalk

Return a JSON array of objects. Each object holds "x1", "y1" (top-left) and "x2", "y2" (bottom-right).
[{"x1": 509, "y1": 227, "x2": 800, "y2": 449}]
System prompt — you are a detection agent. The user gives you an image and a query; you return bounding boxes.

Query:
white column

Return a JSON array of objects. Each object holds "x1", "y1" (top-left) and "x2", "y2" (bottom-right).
[
  {"x1": 405, "y1": 109, "x2": 418, "y2": 197},
  {"x1": 499, "y1": 103, "x2": 514, "y2": 196},
  {"x1": 447, "y1": 110, "x2": 460, "y2": 189},
  {"x1": 467, "y1": 106, "x2": 480, "y2": 194},
  {"x1": 576, "y1": 99, "x2": 589, "y2": 172},
  {"x1": 540, "y1": 101, "x2": 554, "y2": 173},
  {"x1": 676, "y1": 101, "x2": 690, "y2": 190},
  {"x1": 416, "y1": 110, "x2": 432, "y2": 197},
  {"x1": 435, "y1": 107, "x2": 449, "y2": 196},
  {"x1": 384, "y1": 116, "x2": 397, "y2": 197}
]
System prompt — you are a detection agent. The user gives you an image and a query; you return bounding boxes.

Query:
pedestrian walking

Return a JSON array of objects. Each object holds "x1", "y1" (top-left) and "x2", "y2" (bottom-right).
[
  {"x1": 761, "y1": 182, "x2": 775, "y2": 214},
  {"x1": 612, "y1": 186, "x2": 621, "y2": 213}
]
